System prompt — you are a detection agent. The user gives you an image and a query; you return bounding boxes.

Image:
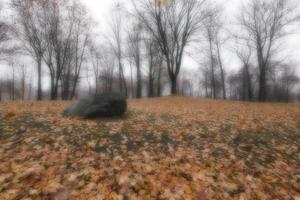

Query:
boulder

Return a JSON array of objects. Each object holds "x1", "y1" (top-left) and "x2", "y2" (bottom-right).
[{"x1": 63, "y1": 93, "x2": 127, "y2": 118}]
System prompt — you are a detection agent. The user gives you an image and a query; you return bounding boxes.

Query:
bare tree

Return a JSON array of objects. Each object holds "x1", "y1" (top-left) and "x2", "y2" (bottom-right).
[
  {"x1": 144, "y1": 35, "x2": 164, "y2": 97},
  {"x1": 89, "y1": 44, "x2": 102, "y2": 94},
  {"x1": 199, "y1": 64, "x2": 211, "y2": 98},
  {"x1": 0, "y1": 28, "x2": 8, "y2": 56},
  {"x1": 27, "y1": 70, "x2": 33, "y2": 100},
  {"x1": 215, "y1": 33, "x2": 226, "y2": 99},
  {"x1": 12, "y1": 0, "x2": 46, "y2": 100},
  {"x1": 228, "y1": 72, "x2": 241, "y2": 100},
  {"x1": 233, "y1": 41, "x2": 254, "y2": 101},
  {"x1": 42, "y1": 0, "x2": 74, "y2": 100},
  {"x1": 99, "y1": 49, "x2": 115, "y2": 93},
  {"x1": 33, "y1": 0, "x2": 90, "y2": 100},
  {"x1": 109, "y1": 4, "x2": 128, "y2": 97},
  {"x1": 145, "y1": 37, "x2": 156, "y2": 98},
  {"x1": 203, "y1": 5, "x2": 228, "y2": 100},
  {"x1": 205, "y1": 14, "x2": 217, "y2": 99},
  {"x1": 8, "y1": 61, "x2": 16, "y2": 100},
  {"x1": 101, "y1": 48, "x2": 116, "y2": 92},
  {"x1": 156, "y1": 60, "x2": 164, "y2": 97},
  {"x1": 128, "y1": 57, "x2": 135, "y2": 98},
  {"x1": 269, "y1": 63, "x2": 299, "y2": 102},
  {"x1": 133, "y1": 0, "x2": 208, "y2": 95},
  {"x1": 237, "y1": 0, "x2": 300, "y2": 101},
  {"x1": 0, "y1": 2, "x2": 12, "y2": 59},
  {"x1": 127, "y1": 23, "x2": 143, "y2": 98},
  {"x1": 178, "y1": 71, "x2": 194, "y2": 96},
  {"x1": 279, "y1": 65, "x2": 299, "y2": 102},
  {"x1": 67, "y1": 2, "x2": 90, "y2": 100},
  {"x1": 90, "y1": 44, "x2": 115, "y2": 94},
  {"x1": 85, "y1": 65, "x2": 93, "y2": 97}
]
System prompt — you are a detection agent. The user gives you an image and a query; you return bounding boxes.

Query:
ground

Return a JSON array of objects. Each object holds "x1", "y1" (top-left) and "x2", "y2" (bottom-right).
[{"x1": 0, "y1": 97, "x2": 299, "y2": 200}]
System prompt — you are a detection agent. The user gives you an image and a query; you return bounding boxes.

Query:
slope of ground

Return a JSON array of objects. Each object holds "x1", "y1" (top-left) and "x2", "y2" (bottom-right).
[{"x1": 0, "y1": 97, "x2": 299, "y2": 200}]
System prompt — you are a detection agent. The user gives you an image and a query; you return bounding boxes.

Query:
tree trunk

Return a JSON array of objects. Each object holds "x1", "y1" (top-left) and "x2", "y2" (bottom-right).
[
  {"x1": 136, "y1": 64, "x2": 142, "y2": 99},
  {"x1": 170, "y1": 76, "x2": 177, "y2": 95},
  {"x1": 148, "y1": 76, "x2": 154, "y2": 97},
  {"x1": 257, "y1": 41, "x2": 267, "y2": 102},
  {"x1": 204, "y1": 74, "x2": 209, "y2": 97},
  {"x1": 219, "y1": 64, "x2": 226, "y2": 100},
  {"x1": 51, "y1": 83, "x2": 55, "y2": 100},
  {"x1": 28, "y1": 75, "x2": 32, "y2": 100},
  {"x1": 148, "y1": 57, "x2": 154, "y2": 98},
  {"x1": 208, "y1": 30, "x2": 216, "y2": 99},
  {"x1": 242, "y1": 68, "x2": 247, "y2": 101},
  {"x1": 37, "y1": 57, "x2": 42, "y2": 101},
  {"x1": 51, "y1": 77, "x2": 59, "y2": 100},
  {"x1": 157, "y1": 60, "x2": 163, "y2": 97},
  {"x1": 216, "y1": 41, "x2": 226, "y2": 100},
  {"x1": 130, "y1": 64, "x2": 134, "y2": 98},
  {"x1": 258, "y1": 66, "x2": 267, "y2": 102},
  {"x1": 210, "y1": 62, "x2": 216, "y2": 99},
  {"x1": 244, "y1": 64, "x2": 253, "y2": 101},
  {"x1": 21, "y1": 76, "x2": 25, "y2": 101},
  {"x1": 62, "y1": 65, "x2": 71, "y2": 100},
  {"x1": 50, "y1": 76, "x2": 55, "y2": 100},
  {"x1": 135, "y1": 44, "x2": 142, "y2": 99},
  {"x1": 70, "y1": 75, "x2": 79, "y2": 100},
  {"x1": 122, "y1": 71, "x2": 128, "y2": 98},
  {"x1": 118, "y1": 59, "x2": 128, "y2": 98},
  {"x1": 157, "y1": 69, "x2": 162, "y2": 97},
  {"x1": 118, "y1": 60, "x2": 124, "y2": 96}
]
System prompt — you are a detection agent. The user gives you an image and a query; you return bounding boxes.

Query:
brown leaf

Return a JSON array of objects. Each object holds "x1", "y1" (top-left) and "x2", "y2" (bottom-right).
[{"x1": 196, "y1": 190, "x2": 208, "y2": 200}]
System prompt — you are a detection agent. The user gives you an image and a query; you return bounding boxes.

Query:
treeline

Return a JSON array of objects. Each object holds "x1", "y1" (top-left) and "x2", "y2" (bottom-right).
[{"x1": 0, "y1": 0, "x2": 299, "y2": 102}]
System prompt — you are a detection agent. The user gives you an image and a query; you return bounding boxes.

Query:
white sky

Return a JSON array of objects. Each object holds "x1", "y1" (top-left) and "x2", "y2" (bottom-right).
[
  {"x1": 0, "y1": 0, "x2": 300, "y2": 85},
  {"x1": 83, "y1": 0, "x2": 300, "y2": 75}
]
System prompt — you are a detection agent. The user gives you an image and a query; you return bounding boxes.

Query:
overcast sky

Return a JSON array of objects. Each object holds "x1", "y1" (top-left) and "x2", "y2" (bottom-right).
[
  {"x1": 0, "y1": 0, "x2": 300, "y2": 84},
  {"x1": 83, "y1": 0, "x2": 300, "y2": 74}
]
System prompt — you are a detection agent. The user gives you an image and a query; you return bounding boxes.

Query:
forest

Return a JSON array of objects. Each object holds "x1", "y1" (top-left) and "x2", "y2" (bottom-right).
[{"x1": 0, "y1": 0, "x2": 299, "y2": 102}]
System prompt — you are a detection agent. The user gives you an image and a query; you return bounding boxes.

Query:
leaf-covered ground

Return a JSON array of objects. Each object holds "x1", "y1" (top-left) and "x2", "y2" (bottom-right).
[{"x1": 0, "y1": 97, "x2": 299, "y2": 200}]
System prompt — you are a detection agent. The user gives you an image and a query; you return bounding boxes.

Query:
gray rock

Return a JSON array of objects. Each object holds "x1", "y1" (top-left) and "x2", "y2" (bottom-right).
[{"x1": 63, "y1": 93, "x2": 127, "y2": 118}]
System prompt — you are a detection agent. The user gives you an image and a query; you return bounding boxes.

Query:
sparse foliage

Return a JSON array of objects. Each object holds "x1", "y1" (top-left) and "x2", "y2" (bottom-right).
[
  {"x1": 236, "y1": 0, "x2": 300, "y2": 101},
  {"x1": 133, "y1": 0, "x2": 209, "y2": 95}
]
